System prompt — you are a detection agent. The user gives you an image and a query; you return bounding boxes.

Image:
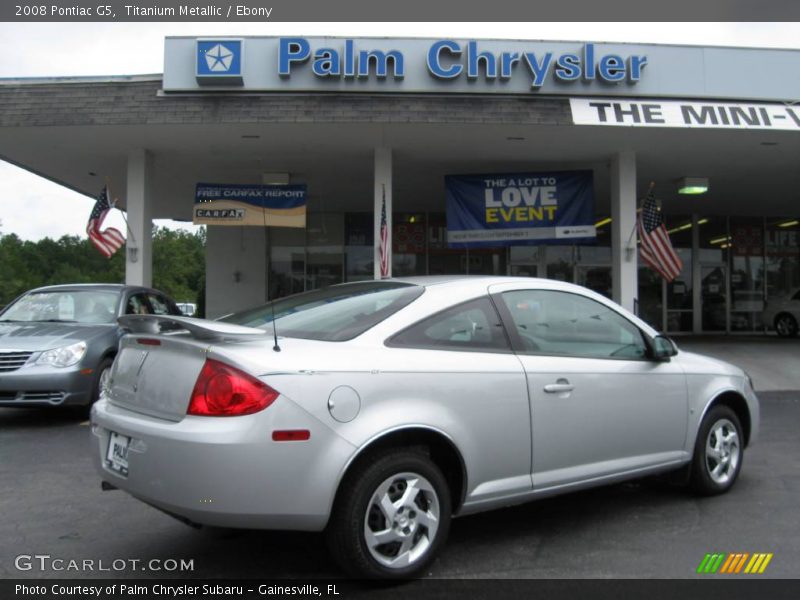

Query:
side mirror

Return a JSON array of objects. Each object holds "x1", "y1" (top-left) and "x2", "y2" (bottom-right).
[{"x1": 651, "y1": 335, "x2": 678, "y2": 361}]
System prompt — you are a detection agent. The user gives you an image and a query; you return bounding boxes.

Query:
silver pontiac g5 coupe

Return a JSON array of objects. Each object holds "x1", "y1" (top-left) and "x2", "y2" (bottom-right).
[{"x1": 91, "y1": 277, "x2": 759, "y2": 579}]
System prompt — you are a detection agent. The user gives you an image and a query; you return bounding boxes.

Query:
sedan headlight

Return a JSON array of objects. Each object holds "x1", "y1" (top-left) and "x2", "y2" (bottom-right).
[{"x1": 36, "y1": 341, "x2": 87, "y2": 368}]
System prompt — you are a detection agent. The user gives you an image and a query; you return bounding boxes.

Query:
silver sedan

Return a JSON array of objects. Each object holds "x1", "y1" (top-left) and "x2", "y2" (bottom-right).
[{"x1": 91, "y1": 277, "x2": 759, "y2": 579}]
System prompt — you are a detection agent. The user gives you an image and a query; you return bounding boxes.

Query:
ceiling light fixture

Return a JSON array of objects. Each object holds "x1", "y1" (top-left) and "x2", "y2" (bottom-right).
[
  {"x1": 677, "y1": 177, "x2": 709, "y2": 195},
  {"x1": 595, "y1": 217, "x2": 612, "y2": 228},
  {"x1": 778, "y1": 220, "x2": 799, "y2": 228},
  {"x1": 710, "y1": 236, "x2": 732, "y2": 245}
]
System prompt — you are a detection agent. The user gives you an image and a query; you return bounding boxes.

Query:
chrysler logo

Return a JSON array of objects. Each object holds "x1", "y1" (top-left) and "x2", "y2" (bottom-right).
[{"x1": 204, "y1": 44, "x2": 235, "y2": 72}]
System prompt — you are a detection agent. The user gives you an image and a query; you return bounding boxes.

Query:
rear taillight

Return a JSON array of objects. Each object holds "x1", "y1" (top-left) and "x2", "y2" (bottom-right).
[{"x1": 188, "y1": 359, "x2": 279, "y2": 417}]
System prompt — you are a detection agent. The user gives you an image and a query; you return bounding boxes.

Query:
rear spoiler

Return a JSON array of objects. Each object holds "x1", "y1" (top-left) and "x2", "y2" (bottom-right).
[{"x1": 118, "y1": 315, "x2": 268, "y2": 342}]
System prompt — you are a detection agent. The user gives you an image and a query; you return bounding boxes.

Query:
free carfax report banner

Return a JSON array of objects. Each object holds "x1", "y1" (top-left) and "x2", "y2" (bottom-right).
[
  {"x1": 446, "y1": 171, "x2": 596, "y2": 247},
  {"x1": 193, "y1": 183, "x2": 307, "y2": 227}
]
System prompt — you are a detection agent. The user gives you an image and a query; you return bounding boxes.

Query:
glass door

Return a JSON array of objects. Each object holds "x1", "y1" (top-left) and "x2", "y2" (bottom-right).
[
  {"x1": 701, "y1": 264, "x2": 728, "y2": 332},
  {"x1": 575, "y1": 265, "x2": 612, "y2": 299}
]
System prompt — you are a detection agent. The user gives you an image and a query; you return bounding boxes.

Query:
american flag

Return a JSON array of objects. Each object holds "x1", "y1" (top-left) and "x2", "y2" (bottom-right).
[
  {"x1": 86, "y1": 186, "x2": 125, "y2": 258},
  {"x1": 379, "y1": 186, "x2": 389, "y2": 278},
  {"x1": 638, "y1": 192, "x2": 683, "y2": 282}
]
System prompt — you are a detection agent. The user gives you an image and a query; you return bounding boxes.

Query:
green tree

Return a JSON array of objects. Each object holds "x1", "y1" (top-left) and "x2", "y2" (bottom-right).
[{"x1": 0, "y1": 226, "x2": 205, "y2": 308}]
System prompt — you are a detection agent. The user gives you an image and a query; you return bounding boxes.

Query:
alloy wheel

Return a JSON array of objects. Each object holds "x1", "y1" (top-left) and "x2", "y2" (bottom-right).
[
  {"x1": 363, "y1": 471, "x2": 440, "y2": 569},
  {"x1": 705, "y1": 418, "x2": 741, "y2": 486}
]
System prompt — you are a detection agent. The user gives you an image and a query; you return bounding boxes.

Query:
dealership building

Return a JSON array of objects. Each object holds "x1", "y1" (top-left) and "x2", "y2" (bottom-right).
[{"x1": 1, "y1": 36, "x2": 799, "y2": 333}]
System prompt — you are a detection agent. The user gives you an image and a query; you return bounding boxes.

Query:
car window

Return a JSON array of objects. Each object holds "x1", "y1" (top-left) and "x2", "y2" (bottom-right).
[
  {"x1": 221, "y1": 281, "x2": 424, "y2": 342},
  {"x1": 0, "y1": 290, "x2": 118, "y2": 324},
  {"x1": 793, "y1": 290, "x2": 800, "y2": 302},
  {"x1": 147, "y1": 294, "x2": 171, "y2": 315},
  {"x1": 388, "y1": 297, "x2": 510, "y2": 353},
  {"x1": 125, "y1": 294, "x2": 150, "y2": 315},
  {"x1": 500, "y1": 290, "x2": 648, "y2": 360}
]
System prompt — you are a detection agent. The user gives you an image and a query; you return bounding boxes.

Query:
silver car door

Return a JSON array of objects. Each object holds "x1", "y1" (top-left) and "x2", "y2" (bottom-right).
[
  {"x1": 492, "y1": 285, "x2": 689, "y2": 491},
  {"x1": 383, "y1": 295, "x2": 532, "y2": 506}
]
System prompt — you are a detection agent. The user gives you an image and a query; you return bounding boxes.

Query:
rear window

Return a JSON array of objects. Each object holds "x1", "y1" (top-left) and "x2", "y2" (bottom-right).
[{"x1": 220, "y1": 282, "x2": 424, "y2": 341}]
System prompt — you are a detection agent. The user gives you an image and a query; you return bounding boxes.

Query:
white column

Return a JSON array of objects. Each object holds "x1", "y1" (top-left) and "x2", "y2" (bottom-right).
[
  {"x1": 125, "y1": 148, "x2": 153, "y2": 287},
  {"x1": 610, "y1": 151, "x2": 638, "y2": 313},
  {"x1": 373, "y1": 147, "x2": 392, "y2": 279}
]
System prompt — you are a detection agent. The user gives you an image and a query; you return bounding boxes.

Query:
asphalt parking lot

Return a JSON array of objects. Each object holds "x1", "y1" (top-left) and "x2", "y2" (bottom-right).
[{"x1": 1, "y1": 339, "x2": 798, "y2": 581}]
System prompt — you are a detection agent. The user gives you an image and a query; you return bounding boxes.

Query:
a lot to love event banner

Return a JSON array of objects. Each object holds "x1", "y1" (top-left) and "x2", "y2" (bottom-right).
[{"x1": 446, "y1": 170, "x2": 596, "y2": 248}]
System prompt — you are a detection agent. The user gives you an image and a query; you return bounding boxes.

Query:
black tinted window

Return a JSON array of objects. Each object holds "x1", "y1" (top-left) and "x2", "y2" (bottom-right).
[
  {"x1": 221, "y1": 282, "x2": 424, "y2": 341},
  {"x1": 388, "y1": 297, "x2": 510, "y2": 353}
]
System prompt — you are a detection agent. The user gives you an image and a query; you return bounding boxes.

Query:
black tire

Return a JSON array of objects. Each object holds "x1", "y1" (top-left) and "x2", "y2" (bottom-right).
[
  {"x1": 690, "y1": 405, "x2": 744, "y2": 496},
  {"x1": 326, "y1": 450, "x2": 451, "y2": 580},
  {"x1": 91, "y1": 357, "x2": 114, "y2": 405},
  {"x1": 774, "y1": 313, "x2": 799, "y2": 338}
]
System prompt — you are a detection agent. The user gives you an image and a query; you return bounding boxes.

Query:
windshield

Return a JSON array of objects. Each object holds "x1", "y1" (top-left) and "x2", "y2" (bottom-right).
[
  {"x1": 0, "y1": 290, "x2": 119, "y2": 324},
  {"x1": 221, "y1": 282, "x2": 424, "y2": 341}
]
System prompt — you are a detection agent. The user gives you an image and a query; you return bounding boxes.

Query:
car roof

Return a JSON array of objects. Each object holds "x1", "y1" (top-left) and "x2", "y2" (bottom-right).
[
  {"x1": 27, "y1": 283, "x2": 156, "y2": 294},
  {"x1": 391, "y1": 275, "x2": 585, "y2": 292}
]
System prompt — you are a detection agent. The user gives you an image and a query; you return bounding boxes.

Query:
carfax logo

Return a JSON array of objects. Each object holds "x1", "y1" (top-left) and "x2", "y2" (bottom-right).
[
  {"x1": 196, "y1": 40, "x2": 243, "y2": 85},
  {"x1": 696, "y1": 552, "x2": 774, "y2": 574}
]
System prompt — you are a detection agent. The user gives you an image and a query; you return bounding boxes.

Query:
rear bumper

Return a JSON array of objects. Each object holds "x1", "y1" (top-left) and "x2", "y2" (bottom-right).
[
  {"x1": 91, "y1": 397, "x2": 356, "y2": 531},
  {"x1": 0, "y1": 364, "x2": 94, "y2": 406}
]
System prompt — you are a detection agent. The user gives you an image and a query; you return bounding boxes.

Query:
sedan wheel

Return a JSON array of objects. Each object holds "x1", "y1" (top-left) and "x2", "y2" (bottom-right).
[
  {"x1": 92, "y1": 358, "x2": 114, "y2": 404},
  {"x1": 774, "y1": 313, "x2": 799, "y2": 338},
  {"x1": 690, "y1": 406, "x2": 744, "y2": 495},
  {"x1": 327, "y1": 451, "x2": 451, "y2": 579}
]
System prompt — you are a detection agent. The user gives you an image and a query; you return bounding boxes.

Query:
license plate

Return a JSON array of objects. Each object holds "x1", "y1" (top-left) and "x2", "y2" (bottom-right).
[{"x1": 106, "y1": 431, "x2": 131, "y2": 476}]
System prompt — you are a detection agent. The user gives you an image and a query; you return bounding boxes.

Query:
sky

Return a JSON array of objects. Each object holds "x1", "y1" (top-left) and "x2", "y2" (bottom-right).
[{"x1": 1, "y1": 22, "x2": 800, "y2": 241}]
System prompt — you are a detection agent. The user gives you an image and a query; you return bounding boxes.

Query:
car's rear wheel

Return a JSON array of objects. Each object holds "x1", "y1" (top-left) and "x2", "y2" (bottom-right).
[
  {"x1": 774, "y1": 313, "x2": 799, "y2": 338},
  {"x1": 326, "y1": 450, "x2": 451, "y2": 579},
  {"x1": 690, "y1": 405, "x2": 743, "y2": 495}
]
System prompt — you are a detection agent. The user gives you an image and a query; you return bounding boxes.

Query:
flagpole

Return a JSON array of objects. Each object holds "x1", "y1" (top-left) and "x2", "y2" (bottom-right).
[{"x1": 105, "y1": 177, "x2": 137, "y2": 245}]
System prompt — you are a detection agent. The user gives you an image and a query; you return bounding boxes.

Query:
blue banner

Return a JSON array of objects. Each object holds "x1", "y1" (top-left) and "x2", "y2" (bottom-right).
[
  {"x1": 446, "y1": 171, "x2": 596, "y2": 247},
  {"x1": 193, "y1": 182, "x2": 306, "y2": 227}
]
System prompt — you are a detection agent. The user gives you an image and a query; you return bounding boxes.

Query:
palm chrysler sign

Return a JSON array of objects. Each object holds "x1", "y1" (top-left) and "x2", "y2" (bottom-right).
[{"x1": 166, "y1": 36, "x2": 650, "y2": 94}]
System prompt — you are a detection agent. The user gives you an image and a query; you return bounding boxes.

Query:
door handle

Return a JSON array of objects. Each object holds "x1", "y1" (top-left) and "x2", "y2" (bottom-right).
[{"x1": 544, "y1": 379, "x2": 574, "y2": 394}]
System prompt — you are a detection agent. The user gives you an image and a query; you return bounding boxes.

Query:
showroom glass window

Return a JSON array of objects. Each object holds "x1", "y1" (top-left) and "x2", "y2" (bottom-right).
[
  {"x1": 500, "y1": 289, "x2": 648, "y2": 360},
  {"x1": 729, "y1": 217, "x2": 765, "y2": 332},
  {"x1": 766, "y1": 218, "x2": 800, "y2": 303},
  {"x1": 660, "y1": 214, "x2": 693, "y2": 333}
]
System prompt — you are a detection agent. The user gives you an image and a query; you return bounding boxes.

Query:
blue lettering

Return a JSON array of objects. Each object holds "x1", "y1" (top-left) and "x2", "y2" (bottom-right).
[
  {"x1": 499, "y1": 52, "x2": 520, "y2": 79},
  {"x1": 278, "y1": 37, "x2": 310, "y2": 77},
  {"x1": 523, "y1": 52, "x2": 553, "y2": 88},
  {"x1": 598, "y1": 54, "x2": 626, "y2": 82},
  {"x1": 344, "y1": 39, "x2": 355, "y2": 78},
  {"x1": 312, "y1": 49, "x2": 340, "y2": 76},
  {"x1": 467, "y1": 41, "x2": 497, "y2": 79},
  {"x1": 357, "y1": 49, "x2": 405, "y2": 78},
  {"x1": 427, "y1": 40, "x2": 462, "y2": 79},
  {"x1": 628, "y1": 55, "x2": 647, "y2": 81},
  {"x1": 583, "y1": 43, "x2": 595, "y2": 80},
  {"x1": 554, "y1": 54, "x2": 581, "y2": 81}
]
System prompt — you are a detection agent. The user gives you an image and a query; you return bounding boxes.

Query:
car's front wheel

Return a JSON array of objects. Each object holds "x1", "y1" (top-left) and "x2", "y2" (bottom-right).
[
  {"x1": 690, "y1": 405, "x2": 744, "y2": 495},
  {"x1": 774, "y1": 313, "x2": 799, "y2": 338},
  {"x1": 92, "y1": 357, "x2": 114, "y2": 405},
  {"x1": 326, "y1": 450, "x2": 451, "y2": 579}
]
